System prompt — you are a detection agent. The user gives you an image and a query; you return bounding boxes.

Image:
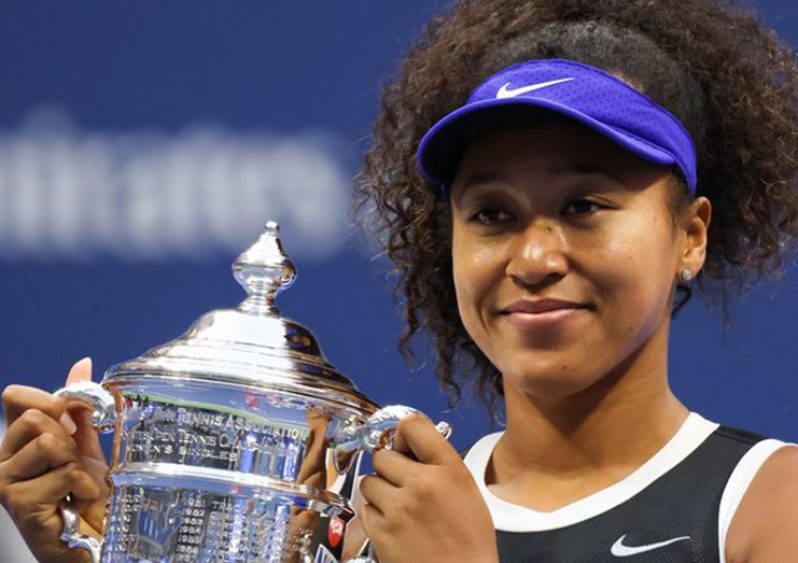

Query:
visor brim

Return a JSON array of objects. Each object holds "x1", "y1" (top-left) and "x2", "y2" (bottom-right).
[{"x1": 417, "y1": 97, "x2": 679, "y2": 188}]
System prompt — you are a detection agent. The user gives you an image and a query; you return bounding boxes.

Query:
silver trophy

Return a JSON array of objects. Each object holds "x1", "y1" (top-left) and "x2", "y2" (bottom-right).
[{"x1": 55, "y1": 222, "x2": 451, "y2": 563}]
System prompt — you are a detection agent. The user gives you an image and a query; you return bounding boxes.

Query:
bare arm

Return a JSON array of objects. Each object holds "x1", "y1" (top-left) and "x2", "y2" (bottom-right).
[{"x1": 726, "y1": 445, "x2": 798, "y2": 562}]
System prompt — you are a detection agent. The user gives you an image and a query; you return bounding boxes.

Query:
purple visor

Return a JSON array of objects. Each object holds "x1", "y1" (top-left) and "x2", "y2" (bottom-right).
[{"x1": 416, "y1": 58, "x2": 697, "y2": 193}]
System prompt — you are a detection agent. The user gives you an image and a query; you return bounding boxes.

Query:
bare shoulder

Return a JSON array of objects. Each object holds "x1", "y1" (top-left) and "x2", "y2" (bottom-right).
[{"x1": 726, "y1": 444, "x2": 798, "y2": 563}]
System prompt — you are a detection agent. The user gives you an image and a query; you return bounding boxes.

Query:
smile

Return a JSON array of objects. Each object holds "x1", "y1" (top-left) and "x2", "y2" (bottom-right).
[
  {"x1": 503, "y1": 308, "x2": 587, "y2": 330},
  {"x1": 500, "y1": 299, "x2": 590, "y2": 330}
]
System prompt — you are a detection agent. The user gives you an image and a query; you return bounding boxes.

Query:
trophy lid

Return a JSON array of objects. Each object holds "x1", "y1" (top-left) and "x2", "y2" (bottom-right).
[{"x1": 104, "y1": 222, "x2": 377, "y2": 413}]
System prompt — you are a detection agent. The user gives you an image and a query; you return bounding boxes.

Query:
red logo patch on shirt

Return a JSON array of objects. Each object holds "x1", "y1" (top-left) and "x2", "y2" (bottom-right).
[{"x1": 328, "y1": 515, "x2": 345, "y2": 548}]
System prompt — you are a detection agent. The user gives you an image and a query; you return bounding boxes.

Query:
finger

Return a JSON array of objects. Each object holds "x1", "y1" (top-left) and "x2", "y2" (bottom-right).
[
  {"x1": 372, "y1": 448, "x2": 419, "y2": 487},
  {"x1": 61, "y1": 357, "x2": 94, "y2": 435},
  {"x1": 80, "y1": 456, "x2": 111, "y2": 515},
  {"x1": 0, "y1": 409, "x2": 74, "y2": 462},
  {"x1": 3, "y1": 462, "x2": 102, "y2": 517},
  {"x1": 65, "y1": 357, "x2": 92, "y2": 386},
  {"x1": 68, "y1": 408, "x2": 106, "y2": 464},
  {"x1": 358, "y1": 502, "x2": 384, "y2": 539},
  {"x1": 2, "y1": 385, "x2": 67, "y2": 430},
  {"x1": 29, "y1": 461, "x2": 100, "y2": 502},
  {"x1": 393, "y1": 413, "x2": 458, "y2": 465},
  {"x1": 62, "y1": 357, "x2": 106, "y2": 462},
  {"x1": 1, "y1": 432, "x2": 81, "y2": 483},
  {"x1": 358, "y1": 474, "x2": 398, "y2": 513}
]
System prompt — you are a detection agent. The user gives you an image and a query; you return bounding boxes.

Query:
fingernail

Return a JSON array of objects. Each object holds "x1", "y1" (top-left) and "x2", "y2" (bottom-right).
[
  {"x1": 67, "y1": 356, "x2": 93, "y2": 384},
  {"x1": 59, "y1": 412, "x2": 77, "y2": 435}
]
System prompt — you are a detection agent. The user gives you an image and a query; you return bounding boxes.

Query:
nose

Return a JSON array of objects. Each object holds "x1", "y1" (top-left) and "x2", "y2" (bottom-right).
[{"x1": 505, "y1": 221, "x2": 569, "y2": 288}]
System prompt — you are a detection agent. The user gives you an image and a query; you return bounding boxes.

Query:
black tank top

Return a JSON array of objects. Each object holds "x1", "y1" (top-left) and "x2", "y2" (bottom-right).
[{"x1": 461, "y1": 413, "x2": 788, "y2": 563}]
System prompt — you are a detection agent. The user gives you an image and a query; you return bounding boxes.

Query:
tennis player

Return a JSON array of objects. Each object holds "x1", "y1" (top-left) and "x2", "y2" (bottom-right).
[{"x1": 351, "y1": 0, "x2": 798, "y2": 561}]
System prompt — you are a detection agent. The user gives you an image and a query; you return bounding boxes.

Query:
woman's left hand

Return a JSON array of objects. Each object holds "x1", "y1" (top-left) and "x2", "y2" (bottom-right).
[{"x1": 359, "y1": 413, "x2": 498, "y2": 563}]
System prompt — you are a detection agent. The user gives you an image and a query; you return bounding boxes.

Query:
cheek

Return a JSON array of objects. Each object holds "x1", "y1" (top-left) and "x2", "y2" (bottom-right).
[
  {"x1": 590, "y1": 213, "x2": 676, "y2": 326},
  {"x1": 451, "y1": 233, "x2": 505, "y2": 341}
]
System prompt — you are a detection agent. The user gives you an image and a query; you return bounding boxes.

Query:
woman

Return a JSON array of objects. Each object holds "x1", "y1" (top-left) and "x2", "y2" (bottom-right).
[
  {"x1": 350, "y1": 0, "x2": 798, "y2": 561},
  {"x1": 3, "y1": 1, "x2": 798, "y2": 562}
]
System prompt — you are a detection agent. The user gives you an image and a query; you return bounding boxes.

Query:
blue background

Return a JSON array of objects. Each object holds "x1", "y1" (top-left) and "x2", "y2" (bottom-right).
[{"x1": 0, "y1": 0, "x2": 796, "y2": 464}]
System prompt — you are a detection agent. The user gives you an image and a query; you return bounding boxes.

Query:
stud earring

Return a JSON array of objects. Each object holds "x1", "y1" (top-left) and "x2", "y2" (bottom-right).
[{"x1": 680, "y1": 269, "x2": 693, "y2": 282}]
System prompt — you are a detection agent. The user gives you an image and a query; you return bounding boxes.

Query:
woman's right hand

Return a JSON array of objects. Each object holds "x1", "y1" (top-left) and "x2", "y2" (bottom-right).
[{"x1": 0, "y1": 358, "x2": 110, "y2": 563}]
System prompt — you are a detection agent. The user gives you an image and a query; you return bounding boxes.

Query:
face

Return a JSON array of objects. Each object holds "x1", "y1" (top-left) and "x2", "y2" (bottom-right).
[{"x1": 449, "y1": 116, "x2": 706, "y2": 401}]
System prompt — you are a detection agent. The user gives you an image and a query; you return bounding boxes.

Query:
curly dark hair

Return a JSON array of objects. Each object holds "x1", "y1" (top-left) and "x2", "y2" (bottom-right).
[{"x1": 353, "y1": 0, "x2": 798, "y2": 414}]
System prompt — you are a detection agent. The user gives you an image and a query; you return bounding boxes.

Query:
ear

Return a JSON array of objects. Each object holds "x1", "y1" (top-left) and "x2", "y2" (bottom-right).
[{"x1": 680, "y1": 196, "x2": 712, "y2": 277}]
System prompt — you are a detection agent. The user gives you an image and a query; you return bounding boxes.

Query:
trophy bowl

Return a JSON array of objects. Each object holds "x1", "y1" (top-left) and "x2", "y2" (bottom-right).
[{"x1": 55, "y1": 222, "x2": 450, "y2": 563}]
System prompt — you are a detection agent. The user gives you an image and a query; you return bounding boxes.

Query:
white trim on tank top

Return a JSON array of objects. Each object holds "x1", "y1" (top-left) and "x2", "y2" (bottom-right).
[{"x1": 463, "y1": 411, "x2": 719, "y2": 532}]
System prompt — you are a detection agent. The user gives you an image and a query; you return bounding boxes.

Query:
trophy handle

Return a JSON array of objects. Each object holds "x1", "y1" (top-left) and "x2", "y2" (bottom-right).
[
  {"x1": 53, "y1": 381, "x2": 117, "y2": 563},
  {"x1": 333, "y1": 405, "x2": 452, "y2": 473},
  {"x1": 346, "y1": 540, "x2": 382, "y2": 563},
  {"x1": 54, "y1": 381, "x2": 117, "y2": 434},
  {"x1": 59, "y1": 495, "x2": 102, "y2": 563}
]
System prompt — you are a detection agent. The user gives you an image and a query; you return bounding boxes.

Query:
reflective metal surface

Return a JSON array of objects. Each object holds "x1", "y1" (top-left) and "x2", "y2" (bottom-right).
[{"x1": 53, "y1": 223, "x2": 448, "y2": 562}]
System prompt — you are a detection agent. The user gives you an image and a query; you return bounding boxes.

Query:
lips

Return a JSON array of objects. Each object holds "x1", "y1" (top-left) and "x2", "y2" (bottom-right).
[
  {"x1": 500, "y1": 298, "x2": 590, "y2": 330},
  {"x1": 502, "y1": 298, "x2": 588, "y2": 315}
]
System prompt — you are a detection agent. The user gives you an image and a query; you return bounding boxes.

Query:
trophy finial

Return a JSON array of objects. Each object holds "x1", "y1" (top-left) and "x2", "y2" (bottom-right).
[{"x1": 233, "y1": 221, "x2": 297, "y2": 314}]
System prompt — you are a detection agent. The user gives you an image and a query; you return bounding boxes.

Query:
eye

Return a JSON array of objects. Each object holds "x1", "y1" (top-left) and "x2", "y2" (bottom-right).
[
  {"x1": 563, "y1": 199, "x2": 604, "y2": 215},
  {"x1": 470, "y1": 208, "x2": 513, "y2": 225}
]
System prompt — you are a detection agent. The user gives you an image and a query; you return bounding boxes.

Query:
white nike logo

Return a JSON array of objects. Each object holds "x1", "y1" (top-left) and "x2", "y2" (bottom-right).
[
  {"x1": 495, "y1": 77, "x2": 575, "y2": 99},
  {"x1": 610, "y1": 534, "x2": 691, "y2": 557}
]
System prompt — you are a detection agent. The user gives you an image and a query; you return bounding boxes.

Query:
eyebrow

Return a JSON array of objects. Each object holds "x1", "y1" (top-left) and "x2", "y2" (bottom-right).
[
  {"x1": 450, "y1": 170, "x2": 507, "y2": 196},
  {"x1": 568, "y1": 160, "x2": 630, "y2": 188},
  {"x1": 449, "y1": 171, "x2": 510, "y2": 206},
  {"x1": 455, "y1": 171, "x2": 505, "y2": 190},
  {"x1": 568, "y1": 160, "x2": 616, "y2": 177}
]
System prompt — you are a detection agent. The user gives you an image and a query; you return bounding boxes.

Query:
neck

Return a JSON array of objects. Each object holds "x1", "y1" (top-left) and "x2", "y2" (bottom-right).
[{"x1": 495, "y1": 317, "x2": 688, "y2": 479}]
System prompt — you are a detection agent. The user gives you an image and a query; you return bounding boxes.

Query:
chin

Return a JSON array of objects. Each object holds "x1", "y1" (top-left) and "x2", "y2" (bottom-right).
[
  {"x1": 515, "y1": 375, "x2": 603, "y2": 403},
  {"x1": 500, "y1": 354, "x2": 610, "y2": 403}
]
